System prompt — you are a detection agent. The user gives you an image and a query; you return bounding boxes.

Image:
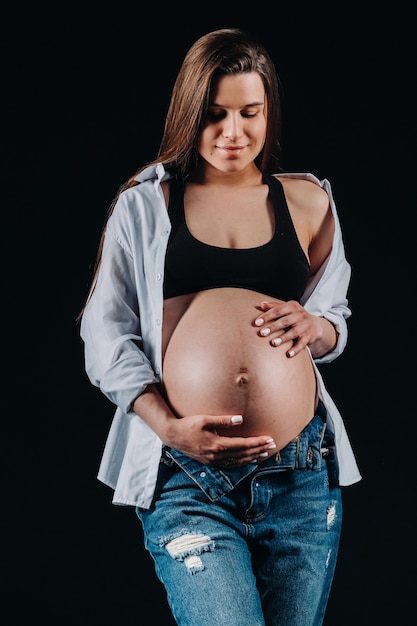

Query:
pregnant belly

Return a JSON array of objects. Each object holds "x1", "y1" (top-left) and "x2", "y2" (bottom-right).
[{"x1": 162, "y1": 288, "x2": 318, "y2": 446}]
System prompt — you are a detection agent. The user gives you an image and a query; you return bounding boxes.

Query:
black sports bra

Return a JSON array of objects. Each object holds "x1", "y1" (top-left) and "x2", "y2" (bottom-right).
[{"x1": 164, "y1": 175, "x2": 310, "y2": 301}]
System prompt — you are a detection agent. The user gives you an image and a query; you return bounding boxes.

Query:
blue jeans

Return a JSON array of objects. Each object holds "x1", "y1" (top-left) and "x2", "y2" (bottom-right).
[{"x1": 136, "y1": 403, "x2": 342, "y2": 626}]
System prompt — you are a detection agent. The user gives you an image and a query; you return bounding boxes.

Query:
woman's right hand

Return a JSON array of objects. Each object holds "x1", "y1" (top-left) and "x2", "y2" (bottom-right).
[
  {"x1": 133, "y1": 385, "x2": 276, "y2": 467},
  {"x1": 164, "y1": 413, "x2": 276, "y2": 467}
]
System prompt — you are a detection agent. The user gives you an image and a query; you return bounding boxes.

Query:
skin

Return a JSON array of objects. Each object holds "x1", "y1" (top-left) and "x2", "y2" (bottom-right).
[{"x1": 133, "y1": 72, "x2": 337, "y2": 467}]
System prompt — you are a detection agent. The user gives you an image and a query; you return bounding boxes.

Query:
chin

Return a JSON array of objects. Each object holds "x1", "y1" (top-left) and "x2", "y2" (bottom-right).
[{"x1": 220, "y1": 160, "x2": 247, "y2": 172}]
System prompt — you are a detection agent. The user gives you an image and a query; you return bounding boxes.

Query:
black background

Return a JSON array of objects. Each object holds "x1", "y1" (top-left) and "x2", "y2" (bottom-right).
[{"x1": 4, "y1": 6, "x2": 415, "y2": 625}]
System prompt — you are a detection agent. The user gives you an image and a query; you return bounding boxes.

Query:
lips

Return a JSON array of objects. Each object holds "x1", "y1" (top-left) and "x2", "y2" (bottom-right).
[{"x1": 217, "y1": 145, "x2": 246, "y2": 156}]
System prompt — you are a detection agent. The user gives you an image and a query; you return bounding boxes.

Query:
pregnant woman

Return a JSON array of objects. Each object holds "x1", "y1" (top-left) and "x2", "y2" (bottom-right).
[{"x1": 80, "y1": 28, "x2": 361, "y2": 626}]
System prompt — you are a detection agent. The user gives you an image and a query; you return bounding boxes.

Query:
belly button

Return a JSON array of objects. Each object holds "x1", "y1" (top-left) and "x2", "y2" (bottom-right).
[{"x1": 235, "y1": 374, "x2": 249, "y2": 385}]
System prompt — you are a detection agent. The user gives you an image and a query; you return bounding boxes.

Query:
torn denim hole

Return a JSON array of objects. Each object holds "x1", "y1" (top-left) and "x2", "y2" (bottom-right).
[
  {"x1": 327, "y1": 500, "x2": 337, "y2": 529},
  {"x1": 164, "y1": 532, "x2": 215, "y2": 574}
]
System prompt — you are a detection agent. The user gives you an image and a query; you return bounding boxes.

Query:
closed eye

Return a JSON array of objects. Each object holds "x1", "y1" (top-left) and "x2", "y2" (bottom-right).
[{"x1": 206, "y1": 108, "x2": 260, "y2": 122}]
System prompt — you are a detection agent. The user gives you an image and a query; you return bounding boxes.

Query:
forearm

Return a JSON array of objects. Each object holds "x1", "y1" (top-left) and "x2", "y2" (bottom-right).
[
  {"x1": 132, "y1": 384, "x2": 178, "y2": 445},
  {"x1": 308, "y1": 315, "x2": 338, "y2": 359}
]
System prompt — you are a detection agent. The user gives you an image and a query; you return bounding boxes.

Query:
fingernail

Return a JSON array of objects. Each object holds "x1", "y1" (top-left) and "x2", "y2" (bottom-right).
[
  {"x1": 231, "y1": 415, "x2": 243, "y2": 423},
  {"x1": 260, "y1": 328, "x2": 270, "y2": 336},
  {"x1": 255, "y1": 318, "x2": 264, "y2": 326},
  {"x1": 268, "y1": 443, "x2": 276, "y2": 450},
  {"x1": 265, "y1": 438, "x2": 274, "y2": 443},
  {"x1": 259, "y1": 452, "x2": 269, "y2": 457},
  {"x1": 288, "y1": 350, "x2": 295, "y2": 357},
  {"x1": 272, "y1": 338, "x2": 282, "y2": 346}
]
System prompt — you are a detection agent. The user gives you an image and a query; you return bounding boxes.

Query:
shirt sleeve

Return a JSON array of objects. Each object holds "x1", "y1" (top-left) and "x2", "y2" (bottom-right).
[
  {"x1": 301, "y1": 177, "x2": 352, "y2": 364},
  {"x1": 80, "y1": 201, "x2": 160, "y2": 414}
]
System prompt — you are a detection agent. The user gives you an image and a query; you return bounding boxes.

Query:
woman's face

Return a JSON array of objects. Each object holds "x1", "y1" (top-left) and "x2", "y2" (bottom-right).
[{"x1": 196, "y1": 72, "x2": 267, "y2": 174}]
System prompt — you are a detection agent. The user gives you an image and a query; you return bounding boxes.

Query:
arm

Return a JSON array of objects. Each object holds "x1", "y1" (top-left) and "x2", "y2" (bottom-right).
[
  {"x1": 80, "y1": 229, "x2": 160, "y2": 414},
  {"x1": 254, "y1": 177, "x2": 351, "y2": 361}
]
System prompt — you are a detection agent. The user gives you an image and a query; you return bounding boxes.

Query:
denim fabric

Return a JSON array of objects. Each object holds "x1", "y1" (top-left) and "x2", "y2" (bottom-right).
[{"x1": 136, "y1": 406, "x2": 342, "y2": 626}]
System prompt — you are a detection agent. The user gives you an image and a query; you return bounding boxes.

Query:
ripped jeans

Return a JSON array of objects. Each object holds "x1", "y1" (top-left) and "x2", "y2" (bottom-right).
[{"x1": 135, "y1": 403, "x2": 342, "y2": 626}]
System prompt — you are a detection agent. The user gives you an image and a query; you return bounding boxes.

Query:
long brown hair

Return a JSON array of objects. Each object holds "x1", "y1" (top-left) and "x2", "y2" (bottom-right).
[{"x1": 79, "y1": 28, "x2": 283, "y2": 316}]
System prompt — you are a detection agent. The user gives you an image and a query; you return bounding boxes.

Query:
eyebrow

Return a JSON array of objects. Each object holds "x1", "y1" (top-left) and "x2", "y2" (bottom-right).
[{"x1": 209, "y1": 101, "x2": 264, "y2": 107}]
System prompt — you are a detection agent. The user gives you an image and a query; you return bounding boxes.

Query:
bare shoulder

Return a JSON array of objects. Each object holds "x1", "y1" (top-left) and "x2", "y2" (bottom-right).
[
  {"x1": 276, "y1": 176, "x2": 329, "y2": 217},
  {"x1": 275, "y1": 176, "x2": 334, "y2": 270}
]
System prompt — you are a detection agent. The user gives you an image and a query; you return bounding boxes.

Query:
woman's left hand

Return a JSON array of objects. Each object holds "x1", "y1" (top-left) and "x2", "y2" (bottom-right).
[{"x1": 254, "y1": 299, "x2": 321, "y2": 358}]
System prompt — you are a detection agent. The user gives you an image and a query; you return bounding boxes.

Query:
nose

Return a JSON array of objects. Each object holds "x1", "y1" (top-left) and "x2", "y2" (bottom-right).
[{"x1": 222, "y1": 113, "x2": 242, "y2": 140}]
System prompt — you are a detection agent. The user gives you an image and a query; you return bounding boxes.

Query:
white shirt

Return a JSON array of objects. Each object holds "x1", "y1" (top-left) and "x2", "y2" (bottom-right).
[{"x1": 80, "y1": 164, "x2": 362, "y2": 507}]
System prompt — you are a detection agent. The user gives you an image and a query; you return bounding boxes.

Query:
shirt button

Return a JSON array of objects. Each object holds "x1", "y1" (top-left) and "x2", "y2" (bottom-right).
[
  {"x1": 156, "y1": 319, "x2": 161, "y2": 326},
  {"x1": 156, "y1": 273, "x2": 162, "y2": 280},
  {"x1": 199, "y1": 471, "x2": 206, "y2": 478}
]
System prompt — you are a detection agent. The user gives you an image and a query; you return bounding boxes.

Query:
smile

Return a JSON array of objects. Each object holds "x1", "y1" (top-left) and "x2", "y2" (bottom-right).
[{"x1": 217, "y1": 146, "x2": 246, "y2": 157}]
